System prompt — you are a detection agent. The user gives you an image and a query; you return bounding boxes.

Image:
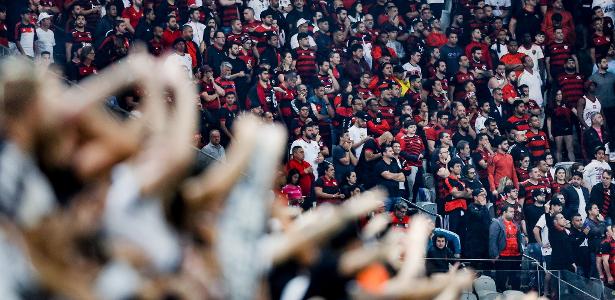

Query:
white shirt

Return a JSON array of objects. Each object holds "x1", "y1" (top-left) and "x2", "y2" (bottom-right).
[
  {"x1": 104, "y1": 164, "x2": 181, "y2": 273},
  {"x1": 290, "y1": 34, "x2": 316, "y2": 49},
  {"x1": 518, "y1": 44, "x2": 544, "y2": 74},
  {"x1": 535, "y1": 214, "x2": 552, "y2": 256},
  {"x1": 582, "y1": 96, "x2": 602, "y2": 127},
  {"x1": 290, "y1": 138, "x2": 320, "y2": 178},
  {"x1": 575, "y1": 186, "x2": 587, "y2": 220},
  {"x1": 248, "y1": 0, "x2": 270, "y2": 20},
  {"x1": 583, "y1": 159, "x2": 612, "y2": 190},
  {"x1": 486, "y1": 0, "x2": 511, "y2": 17},
  {"x1": 348, "y1": 125, "x2": 368, "y2": 158},
  {"x1": 402, "y1": 62, "x2": 422, "y2": 78},
  {"x1": 491, "y1": 42, "x2": 509, "y2": 59},
  {"x1": 475, "y1": 114, "x2": 488, "y2": 132},
  {"x1": 35, "y1": 27, "x2": 55, "y2": 60},
  {"x1": 164, "y1": 52, "x2": 193, "y2": 79},
  {"x1": 518, "y1": 69, "x2": 544, "y2": 106},
  {"x1": 185, "y1": 20, "x2": 206, "y2": 46}
]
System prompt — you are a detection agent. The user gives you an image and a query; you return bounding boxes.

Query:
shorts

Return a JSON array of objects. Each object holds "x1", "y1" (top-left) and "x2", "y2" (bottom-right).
[{"x1": 552, "y1": 125, "x2": 573, "y2": 137}]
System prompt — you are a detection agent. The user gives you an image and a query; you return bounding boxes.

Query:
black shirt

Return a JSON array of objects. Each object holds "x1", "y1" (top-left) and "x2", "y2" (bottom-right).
[
  {"x1": 523, "y1": 204, "x2": 545, "y2": 243},
  {"x1": 375, "y1": 158, "x2": 404, "y2": 198},
  {"x1": 356, "y1": 138, "x2": 383, "y2": 188}
]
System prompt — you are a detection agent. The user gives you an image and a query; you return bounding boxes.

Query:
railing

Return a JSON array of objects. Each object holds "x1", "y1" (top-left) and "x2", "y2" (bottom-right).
[
  {"x1": 423, "y1": 256, "x2": 615, "y2": 299},
  {"x1": 401, "y1": 197, "x2": 445, "y2": 229}
]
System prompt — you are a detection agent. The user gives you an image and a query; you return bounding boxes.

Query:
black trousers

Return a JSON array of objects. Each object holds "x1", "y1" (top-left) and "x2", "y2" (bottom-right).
[{"x1": 495, "y1": 255, "x2": 522, "y2": 292}]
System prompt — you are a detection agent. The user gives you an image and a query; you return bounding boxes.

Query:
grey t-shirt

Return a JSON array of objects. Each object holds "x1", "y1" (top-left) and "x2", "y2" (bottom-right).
[{"x1": 589, "y1": 71, "x2": 615, "y2": 108}]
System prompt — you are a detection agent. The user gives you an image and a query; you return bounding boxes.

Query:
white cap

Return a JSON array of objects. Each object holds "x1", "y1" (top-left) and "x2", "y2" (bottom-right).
[
  {"x1": 296, "y1": 18, "x2": 308, "y2": 27},
  {"x1": 38, "y1": 12, "x2": 53, "y2": 24}
]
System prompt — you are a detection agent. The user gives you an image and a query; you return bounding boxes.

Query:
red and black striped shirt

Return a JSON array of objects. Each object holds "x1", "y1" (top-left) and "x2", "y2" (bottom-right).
[
  {"x1": 443, "y1": 176, "x2": 468, "y2": 213},
  {"x1": 294, "y1": 47, "x2": 317, "y2": 82},
  {"x1": 545, "y1": 41, "x2": 573, "y2": 70},
  {"x1": 251, "y1": 24, "x2": 277, "y2": 55},
  {"x1": 67, "y1": 29, "x2": 93, "y2": 49},
  {"x1": 507, "y1": 114, "x2": 530, "y2": 132},
  {"x1": 525, "y1": 129, "x2": 550, "y2": 160},
  {"x1": 557, "y1": 72, "x2": 585, "y2": 107},
  {"x1": 218, "y1": 2, "x2": 239, "y2": 27},
  {"x1": 214, "y1": 77, "x2": 237, "y2": 98},
  {"x1": 519, "y1": 179, "x2": 550, "y2": 205}
]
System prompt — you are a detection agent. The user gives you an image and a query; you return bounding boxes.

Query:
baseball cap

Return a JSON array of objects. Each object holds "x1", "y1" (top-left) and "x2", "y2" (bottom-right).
[
  {"x1": 38, "y1": 12, "x2": 53, "y2": 24},
  {"x1": 296, "y1": 18, "x2": 309, "y2": 27},
  {"x1": 472, "y1": 188, "x2": 485, "y2": 197}
]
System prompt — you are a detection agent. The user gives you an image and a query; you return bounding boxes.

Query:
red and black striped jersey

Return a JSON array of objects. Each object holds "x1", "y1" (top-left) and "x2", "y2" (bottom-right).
[
  {"x1": 557, "y1": 72, "x2": 584, "y2": 107},
  {"x1": 545, "y1": 41, "x2": 573, "y2": 68},
  {"x1": 251, "y1": 24, "x2": 278, "y2": 55},
  {"x1": 294, "y1": 47, "x2": 317, "y2": 82},
  {"x1": 507, "y1": 114, "x2": 530, "y2": 132},
  {"x1": 525, "y1": 129, "x2": 550, "y2": 160},
  {"x1": 214, "y1": 77, "x2": 237, "y2": 98},
  {"x1": 218, "y1": 2, "x2": 239, "y2": 27},
  {"x1": 356, "y1": 86, "x2": 375, "y2": 100},
  {"x1": 519, "y1": 179, "x2": 550, "y2": 205},
  {"x1": 67, "y1": 29, "x2": 93, "y2": 49}
]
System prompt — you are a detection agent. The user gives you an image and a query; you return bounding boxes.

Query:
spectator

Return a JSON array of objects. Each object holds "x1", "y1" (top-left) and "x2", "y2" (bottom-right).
[
  {"x1": 490, "y1": 204, "x2": 523, "y2": 292},
  {"x1": 488, "y1": 137, "x2": 519, "y2": 197},
  {"x1": 546, "y1": 89, "x2": 575, "y2": 162},
  {"x1": 282, "y1": 168, "x2": 304, "y2": 206},
  {"x1": 465, "y1": 188, "x2": 491, "y2": 268},
  {"x1": 287, "y1": 145, "x2": 315, "y2": 200},
  {"x1": 332, "y1": 131, "x2": 358, "y2": 182},
  {"x1": 200, "y1": 129, "x2": 226, "y2": 164},
  {"x1": 390, "y1": 201, "x2": 410, "y2": 229},
  {"x1": 562, "y1": 171, "x2": 590, "y2": 219},
  {"x1": 585, "y1": 203, "x2": 607, "y2": 277},
  {"x1": 426, "y1": 234, "x2": 454, "y2": 274},
  {"x1": 585, "y1": 147, "x2": 612, "y2": 191},
  {"x1": 375, "y1": 145, "x2": 405, "y2": 210},
  {"x1": 550, "y1": 213, "x2": 577, "y2": 273},
  {"x1": 589, "y1": 170, "x2": 615, "y2": 221},
  {"x1": 313, "y1": 163, "x2": 344, "y2": 205}
]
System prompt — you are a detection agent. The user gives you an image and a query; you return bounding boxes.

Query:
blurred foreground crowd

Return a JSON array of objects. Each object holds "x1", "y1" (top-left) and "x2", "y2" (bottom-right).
[{"x1": 1, "y1": 0, "x2": 615, "y2": 298}]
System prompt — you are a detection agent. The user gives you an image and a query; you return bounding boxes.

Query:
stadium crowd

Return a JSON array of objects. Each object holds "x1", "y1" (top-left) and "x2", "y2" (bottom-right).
[{"x1": 1, "y1": 0, "x2": 615, "y2": 298}]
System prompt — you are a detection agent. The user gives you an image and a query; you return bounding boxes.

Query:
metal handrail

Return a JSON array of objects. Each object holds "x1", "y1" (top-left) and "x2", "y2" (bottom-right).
[
  {"x1": 521, "y1": 254, "x2": 603, "y2": 300},
  {"x1": 401, "y1": 197, "x2": 445, "y2": 229}
]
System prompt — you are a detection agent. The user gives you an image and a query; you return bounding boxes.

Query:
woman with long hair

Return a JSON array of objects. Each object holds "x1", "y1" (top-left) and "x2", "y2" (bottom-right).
[
  {"x1": 421, "y1": 47, "x2": 441, "y2": 78},
  {"x1": 348, "y1": 2, "x2": 364, "y2": 23},
  {"x1": 203, "y1": 18, "x2": 218, "y2": 46},
  {"x1": 546, "y1": 89, "x2": 575, "y2": 162},
  {"x1": 276, "y1": 51, "x2": 296, "y2": 83},
  {"x1": 516, "y1": 155, "x2": 531, "y2": 182},
  {"x1": 282, "y1": 169, "x2": 304, "y2": 207},
  {"x1": 551, "y1": 166, "x2": 568, "y2": 194}
]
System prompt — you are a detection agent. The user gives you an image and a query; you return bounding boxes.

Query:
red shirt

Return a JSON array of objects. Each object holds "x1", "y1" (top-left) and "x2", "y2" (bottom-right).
[
  {"x1": 286, "y1": 159, "x2": 315, "y2": 197},
  {"x1": 121, "y1": 6, "x2": 143, "y2": 29},
  {"x1": 161, "y1": 28, "x2": 181, "y2": 49},
  {"x1": 501, "y1": 219, "x2": 521, "y2": 257}
]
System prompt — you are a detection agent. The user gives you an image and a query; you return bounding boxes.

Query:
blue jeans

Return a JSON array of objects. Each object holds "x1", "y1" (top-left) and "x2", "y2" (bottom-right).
[
  {"x1": 525, "y1": 243, "x2": 543, "y2": 290},
  {"x1": 385, "y1": 197, "x2": 403, "y2": 211}
]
